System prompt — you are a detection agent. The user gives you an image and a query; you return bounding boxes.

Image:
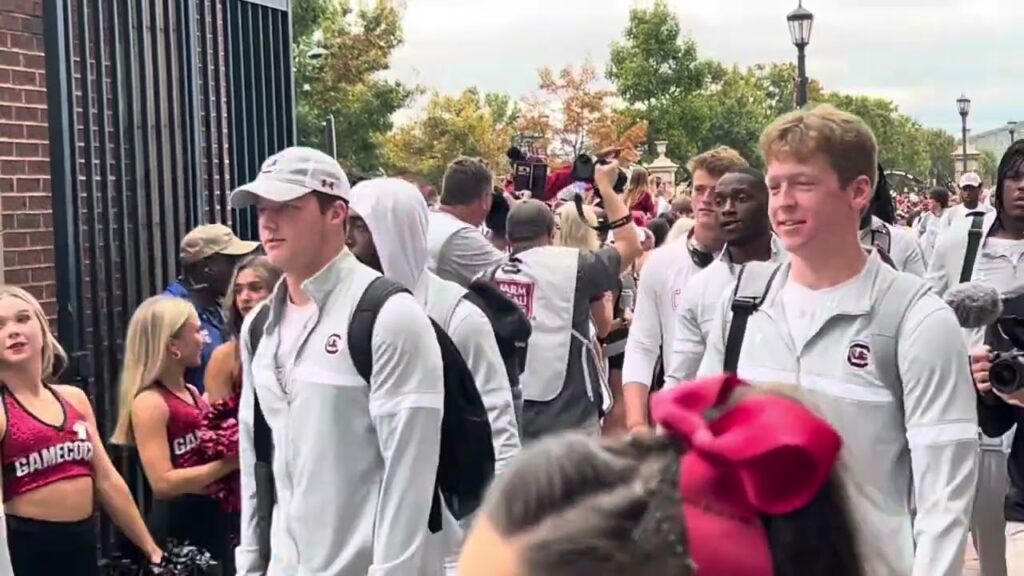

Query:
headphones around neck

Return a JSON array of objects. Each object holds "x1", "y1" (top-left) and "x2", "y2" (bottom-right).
[{"x1": 687, "y1": 232, "x2": 715, "y2": 268}]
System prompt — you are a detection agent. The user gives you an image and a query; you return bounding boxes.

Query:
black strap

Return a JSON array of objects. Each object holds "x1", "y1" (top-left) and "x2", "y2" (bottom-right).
[
  {"x1": 960, "y1": 213, "x2": 985, "y2": 283},
  {"x1": 248, "y1": 306, "x2": 272, "y2": 464},
  {"x1": 348, "y1": 277, "x2": 410, "y2": 383},
  {"x1": 723, "y1": 265, "x2": 781, "y2": 373}
]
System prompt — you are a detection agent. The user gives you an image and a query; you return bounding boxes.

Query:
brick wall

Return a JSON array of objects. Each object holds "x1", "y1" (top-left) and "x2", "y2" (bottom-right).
[{"x1": 0, "y1": 0, "x2": 57, "y2": 318}]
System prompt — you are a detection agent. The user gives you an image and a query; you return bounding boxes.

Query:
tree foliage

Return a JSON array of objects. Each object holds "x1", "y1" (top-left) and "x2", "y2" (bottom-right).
[
  {"x1": 293, "y1": 0, "x2": 414, "y2": 173},
  {"x1": 979, "y1": 149, "x2": 1000, "y2": 185},
  {"x1": 603, "y1": 0, "x2": 955, "y2": 181},
  {"x1": 381, "y1": 89, "x2": 517, "y2": 185},
  {"x1": 517, "y1": 62, "x2": 646, "y2": 162},
  {"x1": 921, "y1": 128, "x2": 957, "y2": 187}
]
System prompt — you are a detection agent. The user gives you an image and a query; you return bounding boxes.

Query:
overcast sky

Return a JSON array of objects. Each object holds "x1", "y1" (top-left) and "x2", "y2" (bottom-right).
[{"x1": 388, "y1": 0, "x2": 1022, "y2": 136}]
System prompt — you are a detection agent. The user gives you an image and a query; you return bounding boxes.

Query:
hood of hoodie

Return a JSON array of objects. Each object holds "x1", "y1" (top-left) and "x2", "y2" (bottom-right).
[
  {"x1": 349, "y1": 178, "x2": 429, "y2": 293},
  {"x1": 995, "y1": 140, "x2": 1024, "y2": 213}
]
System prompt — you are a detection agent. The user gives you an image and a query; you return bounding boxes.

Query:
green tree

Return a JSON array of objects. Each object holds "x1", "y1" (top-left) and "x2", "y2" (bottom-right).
[
  {"x1": 606, "y1": 0, "x2": 719, "y2": 163},
  {"x1": 922, "y1": 128, "x2": 957, "y2": 186},
  {"x1": 381, "y1": 89, "x2": 517, "y2": 184},
  {"x1": 979, "y1": 149, "x2": 999, "y2": 186},
  {"x1": 293, "y1": 0, "x2": 414, "y2": 173},
  {"x1": 483, "y1": 93, "x2": 520, "y2": 128},
  {"x1": 813, "y1": 93, "x2": 929, "y2": 177}
]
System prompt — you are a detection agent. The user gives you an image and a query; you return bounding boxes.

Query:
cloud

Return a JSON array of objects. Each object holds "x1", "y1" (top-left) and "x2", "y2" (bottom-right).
[{"x1": 389, "y1": 0, "x2": 1022, "y2": 134}]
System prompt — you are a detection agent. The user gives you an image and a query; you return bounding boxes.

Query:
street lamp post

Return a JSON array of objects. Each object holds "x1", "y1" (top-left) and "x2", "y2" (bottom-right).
[
  {"x1": 787, "y1": 1, "x2": 814, "y2": 108},
  {"x1": 957, "y1": 94, "x2": 971, "y2": 174},
  {"x1": 1009, "y1": 120, "x2": 1018, "y2": 144}
]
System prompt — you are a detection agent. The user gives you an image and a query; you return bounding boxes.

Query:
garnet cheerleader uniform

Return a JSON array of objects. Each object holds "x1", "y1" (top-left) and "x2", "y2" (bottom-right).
[
  {"x1": 2, "y1": 385, "x2": 99, "y2": 576},
  {"x1": 146, "y1": 384, "x2": 234, "y2": 571}
]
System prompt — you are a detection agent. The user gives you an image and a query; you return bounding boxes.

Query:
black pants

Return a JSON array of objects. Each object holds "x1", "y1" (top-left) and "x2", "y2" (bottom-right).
[
  {"x1": 148, "y1": 494, "x2": 236, "y2": 573},
  {"x1": 8, "y1": 514, "x2": 99, "y2": 576}
]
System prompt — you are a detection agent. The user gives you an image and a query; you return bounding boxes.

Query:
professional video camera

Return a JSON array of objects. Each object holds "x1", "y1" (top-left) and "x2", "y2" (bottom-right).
[
  {"x1": 507, "y1": 146, "x2": 547, "y2": 199},
  {"x1": 946, "y1": 283, "x2": 1024, "y2": 395}
]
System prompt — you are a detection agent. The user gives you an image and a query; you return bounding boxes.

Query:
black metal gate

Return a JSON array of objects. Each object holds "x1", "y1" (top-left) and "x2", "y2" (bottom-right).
[{"x1": 42, "y1": 0, "x2": 293, "y2": 555}]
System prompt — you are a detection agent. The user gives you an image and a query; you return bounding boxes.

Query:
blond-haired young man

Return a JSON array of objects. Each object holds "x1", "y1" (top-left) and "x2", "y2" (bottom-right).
[
  {"x1": 622, "y1": 147, "x2": 747, "y2": 432},
  {"x1": 698, "y1": 105, "x2": 978, "y2": 576}
]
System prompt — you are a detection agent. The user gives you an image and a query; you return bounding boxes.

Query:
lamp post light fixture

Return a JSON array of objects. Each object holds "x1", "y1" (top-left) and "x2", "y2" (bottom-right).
[
  {"x1": 307, "y1": 29, "x2": 328, "y2": 60},
  {"x1": 787, "y1": 1, "x2": 814, "y2": 108},
  {"x1": 957, "y1": 94, "x2": 971, "y2": 174},
  {"x1": 1009, "y1": 120, "x2": 1018, "y2": 144}
]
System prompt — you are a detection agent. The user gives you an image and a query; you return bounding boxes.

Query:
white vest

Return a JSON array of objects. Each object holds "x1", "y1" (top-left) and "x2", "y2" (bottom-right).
[
  {"x1": 424, "y1": 272, "x2": 468, "y2": 332},
  {"x1": 493, "y1": 246, "x2": 578, "y2": 402},
  {"x1": 427, "y1": 211, "x2": 474, "y2": 274}
]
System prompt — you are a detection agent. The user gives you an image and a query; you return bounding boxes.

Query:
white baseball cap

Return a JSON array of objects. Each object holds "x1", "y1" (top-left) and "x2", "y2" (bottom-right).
[
  {"x1": 959, "y1": 172, "x2": 982, "y2": 188},
  {"x1": 230, "y1": 146, "x2": 351, "y2": 208}
]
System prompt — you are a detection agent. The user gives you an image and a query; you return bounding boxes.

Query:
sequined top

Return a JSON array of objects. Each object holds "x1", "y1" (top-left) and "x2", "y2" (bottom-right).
[
  {"x1": 1, "y1": 386, "x2": 94, "y2": 501},
  {"x1": 154, "y1": 384, "x2": 208, "y2": 469}
]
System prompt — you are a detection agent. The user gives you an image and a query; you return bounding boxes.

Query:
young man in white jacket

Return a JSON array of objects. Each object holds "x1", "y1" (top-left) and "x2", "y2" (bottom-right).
[
  {"x1": 944, "y1": 144, "x2": 1024, "y2": 576},
  {"x1": 231, "y1": 147, "x2": 445, "y2": 576},
  {"x1": 346, "y1": 177, "x2": 522, "y2": 575},
  {"x1": 621, "y1": 147, "x2": 748, "y2": 434},
  {"x1": 663, "y1": 167, "x2": 787, "y2": 388},
  {"x1": 698, "y1": 105, "x2": 978, "y2": 576}
]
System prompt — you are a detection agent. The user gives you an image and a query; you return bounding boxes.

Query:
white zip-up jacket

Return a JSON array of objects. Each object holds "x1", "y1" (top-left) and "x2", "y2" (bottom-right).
[
  {"x1": 698, "y1": 253, "x2": 978, "y2": 576},
  {"x1": 926, "y1": 210, "x2": 998, "y2": 320},
  {"x1": 236, "y1": 249, "x2": 444, "y2": 576},
  {"x1": 861, "y1": 215, "x2": 926, "y2": 276},
  {"x1": 926, "y1": 210, "x2": 1017, "y2": 453},
  {"x1": 622, "y1": 239, "x2": 709, "y2": 386},
  {"x1": 666, "y1": 236, "x2": 787, "y2": 386}
]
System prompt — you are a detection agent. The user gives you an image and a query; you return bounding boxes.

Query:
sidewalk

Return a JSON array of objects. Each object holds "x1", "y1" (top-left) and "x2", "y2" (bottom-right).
[{"x1": 963, "y1": 527, "x2": 1024, "y2": 576}]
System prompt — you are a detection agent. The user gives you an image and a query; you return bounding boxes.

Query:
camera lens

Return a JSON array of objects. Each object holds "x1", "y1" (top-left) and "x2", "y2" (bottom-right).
[{"x1": 990, "y1": 356, "x2": 1024, "y2": 395}]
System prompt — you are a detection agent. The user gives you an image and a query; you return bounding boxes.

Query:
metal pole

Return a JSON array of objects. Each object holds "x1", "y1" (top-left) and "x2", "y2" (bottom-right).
[
  {"x1": 961, "y1": 116, "x2": 968, "y2": 174},
  {"x1": 796, "y1": 45, "x2": 808, "y2": 108},
  {"x1": 324, "y1": 114, "x2": 337, "y2": 158}
]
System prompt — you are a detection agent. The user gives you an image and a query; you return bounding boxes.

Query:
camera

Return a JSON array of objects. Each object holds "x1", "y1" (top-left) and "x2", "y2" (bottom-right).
[
  {"x1": 990, "y1": 350, "x2": 1024, "y2": 395},
  {"x1": 986, "y1": 295, "x2": 1024, "y2": 395}
]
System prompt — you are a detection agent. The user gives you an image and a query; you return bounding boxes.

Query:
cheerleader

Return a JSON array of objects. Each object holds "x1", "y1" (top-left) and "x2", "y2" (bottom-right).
[
  {"x1": 111, "y1": 295, "x2": 238, "y2": 570},
  {"x1": 205, "y1": 255, "x2": 281, "y2": 403},
  {"x1": 0, "y1": 285, "x2": 162, "y2": 574}
]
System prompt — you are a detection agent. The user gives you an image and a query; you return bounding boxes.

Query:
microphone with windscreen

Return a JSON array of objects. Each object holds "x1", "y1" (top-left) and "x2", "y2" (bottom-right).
[{"x1": 943, "y1": 282, "x2": 1003, "y2": 329}]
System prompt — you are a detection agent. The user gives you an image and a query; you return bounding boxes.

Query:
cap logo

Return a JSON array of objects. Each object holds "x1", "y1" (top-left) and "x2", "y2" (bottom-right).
[
  {"x1": 261, "y1": 158, "x2": 280, "y2": 174},
  {"x1": 322, "y1": 178, "x2": 335, "y2": 190},
  {"x1": 846, "y1": 341, "x2": 871, "y2": 369}
]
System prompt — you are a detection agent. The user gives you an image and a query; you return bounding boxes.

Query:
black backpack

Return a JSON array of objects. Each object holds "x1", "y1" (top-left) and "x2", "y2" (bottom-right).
[
  {"x1": 248, "y1": 277, "x2": 495, "y2": 547},
  {"x1": 463, "y1": 279, "x2": 531, "y2": 399},
  {"x1": 348, "y1": 278, "x2": 495, "y2": 533}
]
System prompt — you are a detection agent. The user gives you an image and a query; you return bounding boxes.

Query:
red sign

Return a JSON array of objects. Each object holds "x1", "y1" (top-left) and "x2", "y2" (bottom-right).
[{"x1": 495, "y1": 279, "x2": 536, "y2": 319}]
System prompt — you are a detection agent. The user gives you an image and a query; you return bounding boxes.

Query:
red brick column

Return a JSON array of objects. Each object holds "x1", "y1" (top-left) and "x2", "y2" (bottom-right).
[{"x1": 0, "y1": 0, "x2": 57, "y2": 319}]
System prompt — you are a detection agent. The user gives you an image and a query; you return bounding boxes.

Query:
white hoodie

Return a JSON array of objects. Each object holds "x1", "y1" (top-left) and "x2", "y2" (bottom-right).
[{"x1": 350, "y1": 179, "x2": 522, "y2": 572}]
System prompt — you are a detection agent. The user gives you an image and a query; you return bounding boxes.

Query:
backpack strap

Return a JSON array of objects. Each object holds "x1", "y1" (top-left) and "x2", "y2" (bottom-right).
[
  {"x1": 869, "y1": 224, "x2": 892, "y2": 255},
  {"x1": 870, "y1": 271, "x2": 931, "y2": 411},
  {"x1": 348, "y1": 277, "x2": 410, "y2": 384},
  {"x1": 959, "y1": 213, "x2": 985, "y2": 282},
  {"x1": 723, "y1": 263, "x2": 782, "y2": 373},
  {"x1": 247, "y1": 306, "x2": 272, "y2": 465}
]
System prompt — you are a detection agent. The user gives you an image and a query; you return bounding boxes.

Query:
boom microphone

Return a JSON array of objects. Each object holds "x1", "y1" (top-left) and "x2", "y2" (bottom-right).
[{"x1": 944, "y1": 282, "x2": 1003, "y2": 329}]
